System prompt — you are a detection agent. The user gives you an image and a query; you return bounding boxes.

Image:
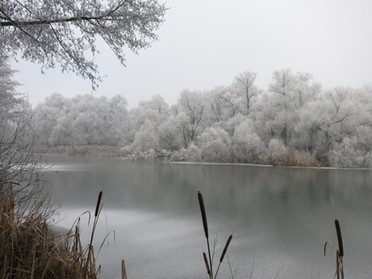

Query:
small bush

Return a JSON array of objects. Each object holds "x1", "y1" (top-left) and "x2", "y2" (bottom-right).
[
  {"x1": 286, "y1": 149, "x2": 320, "y2": 167},
  {"x1": 170, "y1": 143, "x2": 202, "y2": 162},
  {"x1": 261, "y1": 139, "x2": 288, "y2": 166}
]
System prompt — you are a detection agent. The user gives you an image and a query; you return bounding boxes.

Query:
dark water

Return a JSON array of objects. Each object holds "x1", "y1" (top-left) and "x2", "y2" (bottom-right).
[{"x1": 39, "y1": 155, "x2": 372, "y2": 279}]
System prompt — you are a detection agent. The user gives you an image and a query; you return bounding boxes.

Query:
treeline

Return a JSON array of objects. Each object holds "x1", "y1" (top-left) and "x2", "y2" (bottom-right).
[{"x1": 33, "y1": 70, "x2": 372, "y2": 168}]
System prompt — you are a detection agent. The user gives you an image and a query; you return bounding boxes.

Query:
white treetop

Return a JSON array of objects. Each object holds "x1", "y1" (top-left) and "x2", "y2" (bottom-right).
[{"x1": 0, "y1": 0, "x2": 166, "y2": 88}]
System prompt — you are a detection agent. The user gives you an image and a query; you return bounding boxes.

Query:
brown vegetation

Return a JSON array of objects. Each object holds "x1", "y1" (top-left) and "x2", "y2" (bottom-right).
[
  {"x1": 0, "y1": 186, "x2": 99, "y2": 279},
  {"x1": 32, "y1": 145, "x2": 125, "y2": 157}
]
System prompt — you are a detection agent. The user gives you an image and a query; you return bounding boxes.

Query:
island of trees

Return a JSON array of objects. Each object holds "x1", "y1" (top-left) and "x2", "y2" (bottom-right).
[{"x1": 32, "y1": 69, "x2": 372, "y2": 168}]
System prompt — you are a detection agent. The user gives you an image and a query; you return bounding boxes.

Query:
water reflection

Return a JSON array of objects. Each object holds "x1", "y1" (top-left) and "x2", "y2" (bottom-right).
[{"x1": 40, "y1": 155, "x2": 372, "y2": 278}]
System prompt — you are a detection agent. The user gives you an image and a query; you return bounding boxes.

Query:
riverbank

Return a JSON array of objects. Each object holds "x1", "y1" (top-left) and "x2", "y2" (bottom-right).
[
  {"x1": 33, "y1": 144, "x2": 327, "y2": 167},
  {"x1": 32, "y1": 145, "x2": 125, "y2": 157},
  {"x1": 33, "y1": 144, "x2": 372, "y2": 170}
]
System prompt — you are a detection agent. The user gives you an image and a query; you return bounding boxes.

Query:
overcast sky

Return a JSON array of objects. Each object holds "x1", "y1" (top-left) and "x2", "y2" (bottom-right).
[{"x1": 11, "y1": 0, "x2": 372, "y2": 108}]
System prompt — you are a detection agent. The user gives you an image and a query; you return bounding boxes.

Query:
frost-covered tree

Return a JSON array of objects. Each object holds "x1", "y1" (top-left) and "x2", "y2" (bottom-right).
[
  {"x1": 197, "y1": 127, "x2": 232, "y2": 162},
  {"x1": 0, "y1": 59, "x2": 21, "y2": 114},
  {"x1": 293, "y1": 72, "x2": 321, "y2": 108},
  {"x1": 33, "y1": 93, "x2": 71, "y2": 145},
  {"x1": 158, "y1": 117, "x2": 183, "y2": 151},
  {"x1": 329, "y1": 137, "x2": 371, "y2": 168},
  {"x1": 232, "y1": 120, "x2": 265, "y2": 163},
  {"x1": 130, "y1": 95, "x2": 169, "y2": 130},
  {"x1": 170, "y1": 143, "x2": 201, "y2": 162},
  {"x1": 176, "y1": 90, "x2": 207, "y2": 147},
  {"x1": 232, "y1": 71, "x2": 260, "y2": 115},
  {"x1": 267, "y1": 69, "x2": 297, "y2": 145},
  {"x1": 261, "y1": 139, "x2": 288, "y2": 166},
  {"x1": 106, "y1": 95, "x2": 130, "y2": 146},
  {"x1": 0, "y1": 0, "x2": 166, "y2": 88},
  {"x1": 130, "y1": 119, "x2": 159, "y2": 152},
  {"x1": 0, "y1": 59, "x2": 41, "y2": 208},
  {"x1": 206, "y1": 86, "x2": 243, "y2": 128},
  {"x1": 33, "y1": 94, "x2": 129, "y2": 146}
]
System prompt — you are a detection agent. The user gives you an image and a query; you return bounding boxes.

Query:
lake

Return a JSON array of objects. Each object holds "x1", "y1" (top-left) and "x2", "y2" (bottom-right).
[{"x1": 38, "y1": 155, "x2": 372, "y2": 279}]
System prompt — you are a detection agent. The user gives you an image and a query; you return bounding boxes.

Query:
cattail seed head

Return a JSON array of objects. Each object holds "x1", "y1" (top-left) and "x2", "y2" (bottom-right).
[
  {"x1": 335, "y1": 219, "x2": 344, "y2": 257},
  {"x1": 95, "y1": 191, "x2": 103, "y2": 217},
  {"x1": 203, "y1": 252, "x2": 211, "y2": 275},
  {"x1": 220, "y1": 235, "x2": 233, "y2": 263},
  {"x1": 198, "y1": 191, "x2": 209, "y2": 239}
]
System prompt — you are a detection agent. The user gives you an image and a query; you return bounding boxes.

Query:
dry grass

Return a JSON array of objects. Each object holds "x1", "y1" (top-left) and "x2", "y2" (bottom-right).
[
  {"x1": 0, "y1": 186, "x2": 100, "y2": 279},
  {"x1": 32, "y1": 145, "x2": 125, "y2": 157}
]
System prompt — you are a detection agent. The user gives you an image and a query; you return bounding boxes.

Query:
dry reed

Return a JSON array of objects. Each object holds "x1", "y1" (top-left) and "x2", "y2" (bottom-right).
[
  {"x1": 324, "y1": 219, "x2": 345, "y2": 279},
  {"x1": 0, "y1": 185, "x2": 101, "y2": 278}
]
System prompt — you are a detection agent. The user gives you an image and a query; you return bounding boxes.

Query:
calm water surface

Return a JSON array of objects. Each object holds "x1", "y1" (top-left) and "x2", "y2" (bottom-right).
[{"x1": 39, "y1": 155, "x2": 372, "y2": 279}]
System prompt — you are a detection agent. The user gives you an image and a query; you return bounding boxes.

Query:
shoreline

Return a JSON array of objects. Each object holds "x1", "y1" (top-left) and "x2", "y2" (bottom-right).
[{"x1": 35, "y1": 150, "x2": 372, "y2": 171}]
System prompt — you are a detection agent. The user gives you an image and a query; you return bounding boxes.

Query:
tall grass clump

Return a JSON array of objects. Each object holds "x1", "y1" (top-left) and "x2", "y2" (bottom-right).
[
  {"x1": 0, "y1": 185, "x2": 102, "y2": 278},
  {"x1": 198, "y1": 191, "x2": 233, "y2": 279}
]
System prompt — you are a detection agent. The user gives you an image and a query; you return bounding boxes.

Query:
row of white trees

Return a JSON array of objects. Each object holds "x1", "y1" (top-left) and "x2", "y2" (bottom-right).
[{"x1": 33, "y1": 70, "x2": 372, "y2": 168}]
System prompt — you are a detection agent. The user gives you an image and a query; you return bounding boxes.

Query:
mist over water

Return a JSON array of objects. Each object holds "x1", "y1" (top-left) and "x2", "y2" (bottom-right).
[{"x1": 40, "y1": 155, "x2": 372, "y2": 278}]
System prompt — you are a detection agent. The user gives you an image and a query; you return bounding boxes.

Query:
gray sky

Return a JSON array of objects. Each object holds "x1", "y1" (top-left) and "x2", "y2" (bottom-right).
[{"x1": 11, "y1": 0, "x2": 372, "y2": 108}]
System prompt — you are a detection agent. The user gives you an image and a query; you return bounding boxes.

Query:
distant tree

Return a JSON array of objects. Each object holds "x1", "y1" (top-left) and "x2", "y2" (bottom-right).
[
  {"x1": 232, "y1": 71, "x2": 260, "y2": 114},
  {"x1": 0, "y1": 0, "x2": 166, "y2": 88},
  {"x1": 131, "y1": 95, "x2": 169, "y2": 130},
  {"x1": 177, "y1": 90, "x2": 207, "y2": 146},
  {"x1": 158, "y1": 117, "x2": 183, "y2": 151},
  {"x1": 33, "y1": 93, "x2": 130, "y2": 146},
  {"x1": 197, "y1": 127, "x2": 232, "y2": 162},
  {"x1": 267, "y1": 69, "x2": 295, "y2": 145},
  {"x1": 107, "y1": 95, "x2": 130, "y2": 146},
  {"x1": 232, "y1": 120, "x2": 265, "y2": 163},
  {"x1": 261, "y1": 139, "x2": 288, "y2": 166},
  {"x1": 329, "y1": 137, "x2": 371, "y2": 168},
  {"x1": 130, "y1": 119, "x2": 159, "y2": 152},
  {"x1": 294, "y1": 87, "x2": 359, "y2": 160},
  {"x1": 293, "y1": 72, "x2": 321, "y2": 108},
  {"x1": 33, "y1": 93, "x2": 71, "y2": 145},
  {"x1": 170, "y1": 143, "x2": 201, "y2": 162}
]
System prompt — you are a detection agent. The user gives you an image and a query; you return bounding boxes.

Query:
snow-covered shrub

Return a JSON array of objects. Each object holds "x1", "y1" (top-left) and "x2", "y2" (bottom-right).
[
  {"x1": 329, "y1": 137, "x2": 369, "y2": 168},
  {"x1": 158, "y1": 119, "x2": 183, "y2": 151},
  {"x1": 131, "y1": 148, "x2": 157, "y2": 161},
  {"x1": 131, "y1": 120, "x2": 159, "y2": 152},
  {"x1": 232, "y1": 120, "x2": 265, "y2": 163},
  {"x1": 170, "y1": 143, "x2": 202, "y2": 162},
  {"x1": 197, "y1": 127, "x2": 232, "y2": 162},
  {"x1": 261, "y1": 139, "x2": 288, "y2": 166}
]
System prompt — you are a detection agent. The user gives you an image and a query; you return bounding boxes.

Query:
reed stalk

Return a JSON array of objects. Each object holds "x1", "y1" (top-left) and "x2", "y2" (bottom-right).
[
  {"x1": 334, "y1": 219, "x2": 344, "y2": 279},
  {"x1": 198, "y1": 191, "x2": 233, "y2": 279},
  {"x1": 0, "y1": 185, "x2": 100, "y2": 278},
  {"x1": 324, "y1": 219, "x2": 345, "y2": 279},
  {"x1": 214, "y1": 234, "x2": 233, "y2": 279},
  {"x1": 121, "y1": 258, "x2": 128, "y2": 279},
  {"x1": 85, "y1": 190, "x2": 103, "y2": 276},
  {"x1": 198, "y1": 191, "x2": 213, "y2": 279}
]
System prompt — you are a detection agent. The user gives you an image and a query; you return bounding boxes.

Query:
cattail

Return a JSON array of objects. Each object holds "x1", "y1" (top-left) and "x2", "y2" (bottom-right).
[
  {"x1": 203, "y1": 252, "x2": 211, "y2": 276},
  {"x1": 95, "y1": 191, "x2": 103, "y2": 217},
  {"x1": 198, "y1": 191, "x2": 209, "y2": 239},
  {"x1": 335, "y1": 219, "x2": 344, "y2": 257},
  {"x1": 219, "y1": 235, "x2": 233, "y2": 263},
  {"x1": 121, "y1": 259, "x2": 128, "y2": 279}
]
